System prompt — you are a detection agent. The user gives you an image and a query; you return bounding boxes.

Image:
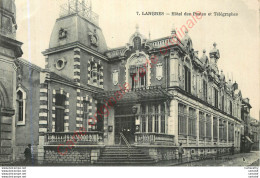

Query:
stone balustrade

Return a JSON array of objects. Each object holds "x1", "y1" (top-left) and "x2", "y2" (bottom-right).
[
  {"x1": 135, "y1": 133, "x2": 175, "y2": 145},
  {"x1": 44, "y1": 131, "x2": 104, "y2": 145}
]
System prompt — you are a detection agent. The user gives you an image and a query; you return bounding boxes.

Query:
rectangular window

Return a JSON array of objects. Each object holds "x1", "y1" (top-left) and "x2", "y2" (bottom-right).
[
  {"x1": 55, "y1": 108, "x2": 65, "y2": 132},
  {"x1": 188, "y1": 108, "x2": 196, "y2": 137},
  {"x1": 83, "y1": 100, "x2": 89, "y2": 129},
  {"x1": 219, "y1": 120, "x2": 223, "y2": 140},
  {"x1": 223, "y1": 121, "x2": 227, "y2": 141},
  {"x1": 161, "y1": 104, "x2": 165, "y2": 133},
  {"x1": 184, "y1": 66, "x2": 191, "y2": 93},
  {"x1": 178, "y1": 104, "x2": 187, "y2": 135},
  {"x1": 230, "y1": 101, "x2": 232, "y2": 115},
  {"x1": 213, "y1": 117, "x2": 218, "y2": 139},
  {"x1": 55, "y1": 94, "x2": 66, "y2": 132},
  {"x1": 203, "y1": 80, "x2": 207, "y2": 102},
  {"x1": 96, "y1": 103, "x2": 104, "y2": 131},
  {"x1": 214, "y1": 88, "x2": 218, "y2": 108},
  {"x1": 130, "y1": 65, "x2": 146, "y2": 89},
  {"x1": 206, "y1": 114, "x2": 211, "y2": 138},
  {"x1": 199, "y1": 112, "x2": 205, "y2": 139},
  {"x1": 222, "y1": 95, "x2": 224, "y2": 111},
  {"x1": 229, "y1": 124, "x2": 234, "y2": 141}
]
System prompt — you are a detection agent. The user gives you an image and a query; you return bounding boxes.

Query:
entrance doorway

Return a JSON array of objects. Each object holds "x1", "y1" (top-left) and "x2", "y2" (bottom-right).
[{"x1": 115, "y1": 117, "x2": 135, "y2": 145}]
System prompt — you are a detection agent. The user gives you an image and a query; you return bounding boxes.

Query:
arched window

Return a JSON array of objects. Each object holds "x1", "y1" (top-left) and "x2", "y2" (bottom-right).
[
  {"x1": 17, "y1": 88, "x2": 26, "y2": 125},
  {"x1": 128, "y1": 55, "x2": 147, "y2": 89}
]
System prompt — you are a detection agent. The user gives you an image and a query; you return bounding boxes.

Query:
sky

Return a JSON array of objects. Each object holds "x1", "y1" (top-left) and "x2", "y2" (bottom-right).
[{"x1": 15, "y1": 0, "x2": 259, "y2": 120}]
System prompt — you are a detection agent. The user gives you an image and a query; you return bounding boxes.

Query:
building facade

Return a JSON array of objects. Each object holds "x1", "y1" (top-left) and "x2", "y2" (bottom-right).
[
  {"x1": 0, "y1": 0, "x2": 23, "y2": 164},
  {"x1": 1, "y1": 0, "x2": 253, "y2": 165},
  {"x1": 34, "y1": 0, "x2": 246, "y2": 164},
  {"x1": 250, "y1": 117, "x2": 259, "y2": 151}
]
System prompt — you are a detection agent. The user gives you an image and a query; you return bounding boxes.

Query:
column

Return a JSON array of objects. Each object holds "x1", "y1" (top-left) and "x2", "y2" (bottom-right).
[
  {"x1": 169, "y1": 52, "x2": 179, "y2": 87},
  {"x1": 158, "y1": 104, "x2": 161, "y2": 133},
  {"x1": 186, "y1": 106, "x2": 189, "y2": 145},
  {"x1": 76, "y1": 88, "x2": 82, "y2": 131},
  {"x1": 152, "y1": 105, "x2": 155, "y2": 132},
  {"x1": 211, "y1": 115, "x2": 214, "y2": 145},
  {"x1": 38, "y1": 71, "x2": 49, "y2": 164},
  {"x1": 146, "y1": 105, "x2": 148, "y2": 132},
  {"x1": 168, "y1": 99, "x2": 178, "y2": 144},
  {"x1": 107, "y1": 108, "x2": 115, "y2": 145},
  {"x1": 204, "y1": 113, "x2": 206, "y2": 145},
  {"x1": 217, "y1": 117, "x2": 219, "y2": 146},
  {"x1": 226, "y1": 121, "x2": 229, "y2": 145}
]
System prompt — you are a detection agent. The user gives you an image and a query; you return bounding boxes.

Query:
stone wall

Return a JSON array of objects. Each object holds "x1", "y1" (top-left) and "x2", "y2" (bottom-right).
[
  {"x1": 140, "y1": 146, "x2": 233, "y2": 162},
  {"x1": 141, "y1": 147, "x2": 177, "y2": 162},
  {"x1": 0, "y1": 116, "x2": 13, "y2": 164},
  {"x1": 43, "y1": 147, "x2": 101, "y2": 165}
]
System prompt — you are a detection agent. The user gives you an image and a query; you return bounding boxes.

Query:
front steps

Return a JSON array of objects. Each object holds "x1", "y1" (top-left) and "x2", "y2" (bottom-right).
[{"x1": 95, "y1": 146, "x2": 156, "y2": 166}]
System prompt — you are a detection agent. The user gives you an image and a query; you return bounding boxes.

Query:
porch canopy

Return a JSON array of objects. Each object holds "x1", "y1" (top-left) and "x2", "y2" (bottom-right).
[{"x1": 95, "y1": 85, "x2": 172, "y2": 103}]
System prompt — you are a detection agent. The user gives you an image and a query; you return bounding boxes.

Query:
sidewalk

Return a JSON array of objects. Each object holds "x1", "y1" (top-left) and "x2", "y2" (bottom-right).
[{"x1": 173, "y1": 151, "x2": 260, "y2": 166}]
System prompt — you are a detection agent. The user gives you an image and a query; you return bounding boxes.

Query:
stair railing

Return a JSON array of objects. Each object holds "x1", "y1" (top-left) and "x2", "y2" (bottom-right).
[{"x1": 120, "y1": 132, "x2": 131, "y2": 158}]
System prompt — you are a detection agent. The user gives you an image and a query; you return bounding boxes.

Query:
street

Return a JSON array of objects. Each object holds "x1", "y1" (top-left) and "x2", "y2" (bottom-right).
[{"x1": 178, "y1": 151, "x2": 260, "y2": 166}]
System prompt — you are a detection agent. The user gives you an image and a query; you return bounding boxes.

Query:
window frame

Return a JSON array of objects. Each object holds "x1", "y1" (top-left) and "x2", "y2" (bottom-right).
[{"x1": 16, "y1": 88, "x2": 27, "y2": 126}]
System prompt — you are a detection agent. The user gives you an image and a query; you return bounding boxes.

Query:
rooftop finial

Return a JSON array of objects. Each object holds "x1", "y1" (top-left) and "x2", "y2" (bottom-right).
[
  {"x1": 90, "y1": 0, "x2": 92, "y2": 11},
  {"x1": 149, "y1": 31, "x2": 151, "y2": 40}
]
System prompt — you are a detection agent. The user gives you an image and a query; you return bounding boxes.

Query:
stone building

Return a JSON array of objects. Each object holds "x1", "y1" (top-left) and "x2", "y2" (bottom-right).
[
  {"x1": 34, "y1": 0, "x2": 247, "y2": 164},
  {"x1": 240, "y1": 98, "x2": 254, "y2": 153},
  {"x1": 250, "y1": 117, "x2": 259, "y2": 151},
  {"x1": 0, "y1": 0, "x2": 252, "y2": 165},
  {"x1": 0, "y1": 0, "x2": 23, "y2": 164},
  {"x1": 13, "y1": 58, "x2": 41, "y2": 162}
]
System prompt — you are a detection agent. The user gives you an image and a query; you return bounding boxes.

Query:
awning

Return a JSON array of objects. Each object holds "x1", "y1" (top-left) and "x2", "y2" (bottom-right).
[
  {"x1": 95, "y1": 86, "x2": 172, "y2": 103},
  {"x1": 245, "y1": 136, "x2": 254, "y2": 143}
]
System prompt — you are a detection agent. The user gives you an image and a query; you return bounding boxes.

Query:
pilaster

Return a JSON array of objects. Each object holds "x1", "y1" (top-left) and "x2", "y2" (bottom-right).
[{"x1": 169, "y1": 99, "x2": 178, "y2": 144}]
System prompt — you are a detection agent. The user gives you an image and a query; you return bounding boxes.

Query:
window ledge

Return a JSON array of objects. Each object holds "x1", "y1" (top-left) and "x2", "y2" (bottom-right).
[
  {"x1": 88, "y1": 83, "x2": 103, "y2": 89},
  {"x1": 17, "y1": 122, "x2": 25, "y2": 126}
]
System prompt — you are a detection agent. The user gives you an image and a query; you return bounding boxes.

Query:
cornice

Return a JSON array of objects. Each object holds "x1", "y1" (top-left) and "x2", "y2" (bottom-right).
[{"x1": 42, "y1": 42, "x2": 108, "y2": 61}]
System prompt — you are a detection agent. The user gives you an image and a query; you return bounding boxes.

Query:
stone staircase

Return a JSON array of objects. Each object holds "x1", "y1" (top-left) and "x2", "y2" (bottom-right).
[{"x1": 95, "y1": 146, "x2": 156, "y2": 166}]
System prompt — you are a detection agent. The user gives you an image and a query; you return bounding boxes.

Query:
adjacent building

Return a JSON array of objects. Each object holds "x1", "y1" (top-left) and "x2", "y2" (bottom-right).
[{"x1": 0, "y1": 0, "x2": 23, "y2": 164}]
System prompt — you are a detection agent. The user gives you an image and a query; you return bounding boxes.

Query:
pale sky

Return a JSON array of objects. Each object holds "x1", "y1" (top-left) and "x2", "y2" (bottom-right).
[{"x1": 16, "y1": 0, "x2": 259, "y2": 120}]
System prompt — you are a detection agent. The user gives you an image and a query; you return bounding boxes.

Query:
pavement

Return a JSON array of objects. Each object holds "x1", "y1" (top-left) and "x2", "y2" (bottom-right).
[{"x1": 174, "y1": 151, "x2": 260, "y2": 166}]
